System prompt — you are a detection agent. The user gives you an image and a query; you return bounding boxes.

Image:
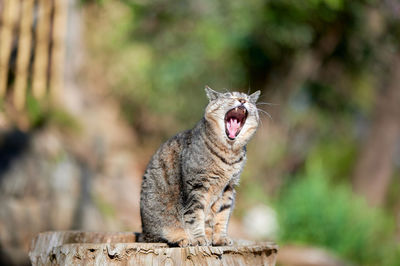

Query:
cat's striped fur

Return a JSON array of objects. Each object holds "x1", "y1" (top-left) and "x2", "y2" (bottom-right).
[{"x1": 139, "y1": 87, "x2": 260, "y2": 247}]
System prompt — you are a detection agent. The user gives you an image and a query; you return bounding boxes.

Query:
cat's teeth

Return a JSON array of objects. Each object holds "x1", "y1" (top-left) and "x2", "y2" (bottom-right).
[
  {"x1": 238, "y1": 121, "x2": 241, "y2": 126},
  {"x1": 235, "y1": 107, "x2": 238, "y2": 112}
]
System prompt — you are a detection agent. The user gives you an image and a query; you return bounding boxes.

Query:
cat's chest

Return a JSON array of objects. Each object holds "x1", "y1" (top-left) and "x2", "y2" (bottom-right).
[
  {"x1": 207, "y1": 158, "x2": 245, "y2": 189},
  {"x1": 205, "y1": 162, "x2": 243, "y2": 207},
  {"x1": 205, "y1": 145, "x2": 246, "y2": 182},
  {"x1": 219, "y1": 160, "x2": 243, "y2": 178}
]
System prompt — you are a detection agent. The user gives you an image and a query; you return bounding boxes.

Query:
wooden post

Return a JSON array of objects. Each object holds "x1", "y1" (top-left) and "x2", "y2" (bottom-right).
[
  {"x1": 32, "y1": 0, "x2": 52, "y2": 99},
  {"x1": 29, "y1": 231, "x2": 278, "y2": 265},
  {"x1": 13, "y1": 0, "x2": 34, "y2": 110},
  {"x1": 49, "y1": 0, "x2": 68, "y2": 104},
  {"x1": 0, "y1": 0, "x2": 18, "y2": 97}
]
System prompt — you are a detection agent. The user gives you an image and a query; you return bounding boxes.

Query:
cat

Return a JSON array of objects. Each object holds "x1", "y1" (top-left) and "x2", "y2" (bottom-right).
[{"x1": 139, "y1": 86, "x2": 260, "y2": 247}]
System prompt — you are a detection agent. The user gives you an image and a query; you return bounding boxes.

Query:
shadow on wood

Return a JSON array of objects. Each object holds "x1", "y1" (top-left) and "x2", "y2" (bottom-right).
[{"x1": 29, "y1": 231, "x2": 278, "y2": 265}]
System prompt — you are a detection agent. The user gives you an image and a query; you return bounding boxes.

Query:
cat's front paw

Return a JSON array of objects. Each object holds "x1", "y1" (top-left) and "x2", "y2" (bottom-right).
[
  {"x1": 212, "y1": 236, "x2": 233, "y2": 246},
  {"x1": 177, "y1": 238, "x2": 190, "y2": 247},
  {"x1": 177, "y1": 236, "x2": 209, "y2": 247},
  {"x1": 192, "y1": 236, "x2": 209, "y2": 246}
]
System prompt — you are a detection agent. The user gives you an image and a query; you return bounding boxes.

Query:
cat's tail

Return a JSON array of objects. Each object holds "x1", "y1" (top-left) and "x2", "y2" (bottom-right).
[
  {"x1": 135, "y1": 232, "x2": 166, "y2": 244},
  {"x1": 134, "y1": 232, "x2": 145, "y2": 242}
]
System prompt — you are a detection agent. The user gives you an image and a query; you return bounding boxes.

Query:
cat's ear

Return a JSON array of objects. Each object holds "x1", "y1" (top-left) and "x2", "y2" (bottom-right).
[
  {"x1": 205, "y1": 86, "x2": 220, "y2": 101},
  {"x1": 249, "y1": 90, "x2": 261, "y2": 104}
]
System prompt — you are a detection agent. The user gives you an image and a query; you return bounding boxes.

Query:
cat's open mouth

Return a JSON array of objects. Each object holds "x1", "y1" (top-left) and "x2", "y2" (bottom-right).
[{"x1": 225, "y1": 106, "x2": 248, "y2": 140}]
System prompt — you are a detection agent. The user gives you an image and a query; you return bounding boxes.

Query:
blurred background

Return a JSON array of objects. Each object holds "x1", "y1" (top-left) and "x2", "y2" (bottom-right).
[{"x1": 1, "y1": 0, "x2": 400, "y2": 265}]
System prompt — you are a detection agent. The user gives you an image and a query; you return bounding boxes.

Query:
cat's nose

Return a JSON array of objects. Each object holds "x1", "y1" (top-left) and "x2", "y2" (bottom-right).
[{"x1": 238, "y1": 99, "x2": 246, "y2": 104}]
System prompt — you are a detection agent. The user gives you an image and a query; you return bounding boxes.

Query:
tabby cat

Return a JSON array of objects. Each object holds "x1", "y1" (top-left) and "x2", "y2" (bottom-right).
[{"x1": 139, "y1": 86, "x2": 260, "y2": 247}]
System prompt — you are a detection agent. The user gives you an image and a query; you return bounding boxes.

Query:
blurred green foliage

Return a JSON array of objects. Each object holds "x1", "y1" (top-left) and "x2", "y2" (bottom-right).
[
  {"x1": 84, "y1": 0, "x2": 398, "y2": 137},
  {"x1": 26, "y1": 94, "x2": 81, "y2": 133},
  {"x1": 276, "y1": 159, "x2": 399, "y2": 265}
]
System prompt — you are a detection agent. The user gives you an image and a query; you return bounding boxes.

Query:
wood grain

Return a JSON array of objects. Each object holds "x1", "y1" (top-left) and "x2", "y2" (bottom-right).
[{"x1": 29, "y1": 231, "x2": 278, "y2": 265}]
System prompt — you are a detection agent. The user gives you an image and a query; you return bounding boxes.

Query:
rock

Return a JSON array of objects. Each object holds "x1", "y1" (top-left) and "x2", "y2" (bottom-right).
[{"x1": 243, "y1": 204, "x2": 279, "y2": 240}]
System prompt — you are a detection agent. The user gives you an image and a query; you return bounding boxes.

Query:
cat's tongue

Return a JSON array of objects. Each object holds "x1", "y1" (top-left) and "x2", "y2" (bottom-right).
[{"x1": 227, "y1": 119, "x2": 240, "y2": 139}]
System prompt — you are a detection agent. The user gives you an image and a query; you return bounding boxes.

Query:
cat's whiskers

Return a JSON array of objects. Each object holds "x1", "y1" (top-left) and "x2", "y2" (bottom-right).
[
  {"x1": 256, "y1": 102, "x2": 278, "y2": 106},
  {"x1": 257, "y1": 113, "x2": 264, "y2": 129},
  {"x1": 256, "y1": 107, "x2": 272, "y2": 121}
]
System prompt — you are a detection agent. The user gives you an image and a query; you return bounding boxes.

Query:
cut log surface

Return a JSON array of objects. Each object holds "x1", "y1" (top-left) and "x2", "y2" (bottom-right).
[{"x1": 29, "y1": 231, "x2": 278, "y2": 265}]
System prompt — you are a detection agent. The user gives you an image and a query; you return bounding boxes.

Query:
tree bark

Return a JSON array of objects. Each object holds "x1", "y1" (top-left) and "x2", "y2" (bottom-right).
[
  {"x1": 352, "y1": 53, "x2": 400, "y2": 206},
  {"x1": 29, "y1": 231, "x2": 278, "y2": 266}
]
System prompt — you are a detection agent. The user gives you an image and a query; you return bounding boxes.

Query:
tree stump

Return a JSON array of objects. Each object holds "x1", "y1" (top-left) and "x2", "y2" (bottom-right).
[{"x1": 29, "y1": 231, "x2": 278, "y2": 265}]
